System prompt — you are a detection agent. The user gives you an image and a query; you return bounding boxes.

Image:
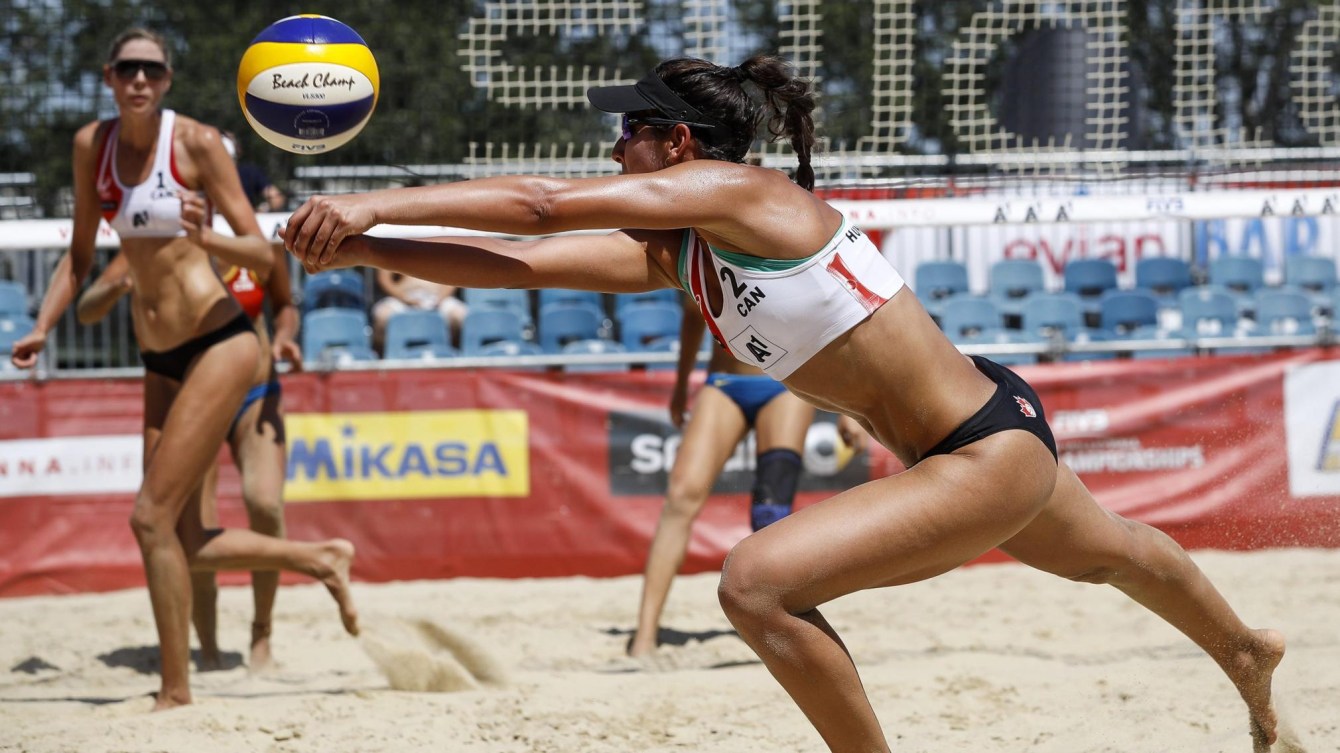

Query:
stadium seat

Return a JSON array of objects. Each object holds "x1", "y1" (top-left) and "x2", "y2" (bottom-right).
[
  {"x1": 914, "y1": 260, "x2": 970, "y2": 320},
  {"x1": 302, "y1": 270, "x2": 366, "y2": 313},
  {"x1": 537, "y1": 302, "x2": 604, "y2": 353},
  {"x1": 0, "y1": 280, "x2": 27, "y2": 317},
  {"x1": 301, "y1": 308, "x2": 376, "y2": 364},
  {"x1": 1283, "y1": 254, "x2": 1337, "y2": 313},
  {"x1": 1254, "y1": 289, "x2": 1316, "y2": 336},
  {"x1": 463, "y1": 288, "x2": 532, "y2": 321},
  {"x1": 1020, "y1": 292, "x2": 1110, "y2": 361},
  {"x1": 1098, "y1": 289, "x2": 1160, "y2": 335},
  {"x1": 939, "y1": 296, "x2": 1004, "y2": 340},
  {"x1": 383, "y1": 309, "x2": 456, "y2": 360},
  {"x1": 538, "y1": 288, "x2": 604, "y2": 312},
  {"x1": 1134, "y1": 256, "x2": 1193, "y2": 301},
  {"x1": 1178, "y1": 286, "x2": 1239, "y2": 337},
  {"x1": 614, "y1": 289, "x2": 680, "y2": 317},
  {"x1": 561, "y1": 339, "x2": 629, "y2": 372},
  {"x1": 460, "y1": 307, "x2": 529, "y2": 354},
  {"x1": 618, "y1": 301, "x2": 682, "y2": 351},
  {"x1": 1062, "y1": 258, "x2": 1118, "y2": 320},
  {"x1": 987, "y1": 259, "x2": 1045, "y2": 320},
  {"x1": 1208, "y1": 255, "x2": 1264, "y2": 316}
]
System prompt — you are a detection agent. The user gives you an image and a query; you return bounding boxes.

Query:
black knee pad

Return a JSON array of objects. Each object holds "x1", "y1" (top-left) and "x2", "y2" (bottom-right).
[{"x1": 751, "y1": 448, "x2": 801, "y2": 531}]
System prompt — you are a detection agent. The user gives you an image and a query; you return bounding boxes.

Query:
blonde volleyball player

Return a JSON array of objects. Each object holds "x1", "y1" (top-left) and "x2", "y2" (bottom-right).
[
  {"x1": 77, "y1": 240, "x2": 300, "y2": 673},
  {"x1": 11, "y1": 27, "x2": 356, "y2": 710},
  {"x1": 285, "y1": 55, "x2": 1284, "y2": 750}
]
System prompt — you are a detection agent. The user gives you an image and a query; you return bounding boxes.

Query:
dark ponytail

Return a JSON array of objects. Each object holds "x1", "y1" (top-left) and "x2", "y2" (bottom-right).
[
  {"x1": 655, "y1": 55, "x2": 818, "y2": 191},
  {"x1": 734, "y1": 55, "x2": 817, "y2": 192}
]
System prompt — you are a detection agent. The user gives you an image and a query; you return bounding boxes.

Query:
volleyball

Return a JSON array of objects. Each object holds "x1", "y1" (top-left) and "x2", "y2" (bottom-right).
[
  {"x1": 236, "y1": 15, "x2": 379, "y2": 154},
  {"x1": 802, "y1": 421, "x2": 856, "y2": 477}
]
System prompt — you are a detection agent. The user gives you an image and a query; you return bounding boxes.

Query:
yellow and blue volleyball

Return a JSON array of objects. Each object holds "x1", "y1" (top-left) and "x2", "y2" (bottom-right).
[{"x1": 236, "y1": 15, "x2": 379, "y2": 154}]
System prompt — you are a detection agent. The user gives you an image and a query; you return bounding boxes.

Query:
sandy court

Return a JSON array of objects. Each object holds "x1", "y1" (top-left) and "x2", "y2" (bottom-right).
[{"x1": 1, "y1": 548, "x2": 1337, "y2": 752}]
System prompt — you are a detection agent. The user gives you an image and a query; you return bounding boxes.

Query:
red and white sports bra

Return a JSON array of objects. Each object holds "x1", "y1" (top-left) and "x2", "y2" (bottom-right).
[
  {"x1": 677, "y1": 217, "x2": 905, "y2": 379},
  {"x1": 95, "y1": 109, "x2": 195, "y2": 239}
]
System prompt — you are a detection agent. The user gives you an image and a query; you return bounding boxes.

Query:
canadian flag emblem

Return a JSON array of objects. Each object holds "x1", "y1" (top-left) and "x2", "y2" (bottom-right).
[{"x1": 1014, "y1": 396, "x2": 1037, "y2": 418}]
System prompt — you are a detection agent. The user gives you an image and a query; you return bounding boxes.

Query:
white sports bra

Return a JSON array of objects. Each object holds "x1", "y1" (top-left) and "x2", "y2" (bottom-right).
[
  {"x1": 676, "y1": 217, "x2": 905, "y2": 379},
  {"x1": 96, "y1": 109, "x2": 194, "y2": 239}
]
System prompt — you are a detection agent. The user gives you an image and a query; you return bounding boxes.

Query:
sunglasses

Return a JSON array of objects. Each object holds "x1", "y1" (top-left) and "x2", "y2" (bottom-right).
[{"x1": 111, "y1": 59, "x2": 169, "y2": 81}]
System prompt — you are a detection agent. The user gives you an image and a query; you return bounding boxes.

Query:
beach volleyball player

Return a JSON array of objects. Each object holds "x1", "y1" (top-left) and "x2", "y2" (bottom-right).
[
  {"x1": 10, "y1": 27, "x2": 357, "y2": 710},
  {"x1": 285, "y1": 55, "x2": 1284, "y2": 750}
]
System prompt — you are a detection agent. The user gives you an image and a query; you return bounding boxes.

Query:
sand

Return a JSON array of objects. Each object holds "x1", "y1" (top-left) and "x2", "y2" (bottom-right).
[{"x1": 1, "y1": 548, "x2": 1337, "y2": 753}]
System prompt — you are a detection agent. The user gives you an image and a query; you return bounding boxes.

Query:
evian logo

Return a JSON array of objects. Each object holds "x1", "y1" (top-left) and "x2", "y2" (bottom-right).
[
  {"x1": 1014, "y1": 395, "x2": 1037, "y2": 418},
  {"x1": 270, "y1": 71, "x2": 358, "y2": 92}
]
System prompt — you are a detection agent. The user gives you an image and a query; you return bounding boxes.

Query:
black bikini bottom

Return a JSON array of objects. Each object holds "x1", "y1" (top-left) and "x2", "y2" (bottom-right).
[
  {"x1": 920, "y1": 355, "x2": 1058, "y2": 463},
  {"x1": 140, "y1": 314, "x2": 254, "y2": 382}
]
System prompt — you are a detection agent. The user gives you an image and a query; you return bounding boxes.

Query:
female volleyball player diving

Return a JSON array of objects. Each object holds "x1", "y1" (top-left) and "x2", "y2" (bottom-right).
[
  {"x1": 284, "y1": 55, "x2": 1284, "y2": 751},
  {"x1": 10, "y1": 27, "x2": 357, "y2": 710}
]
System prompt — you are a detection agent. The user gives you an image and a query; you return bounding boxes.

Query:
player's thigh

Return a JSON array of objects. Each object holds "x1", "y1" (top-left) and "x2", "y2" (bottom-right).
[
  {"x1": 753, "y1": 389, "x2": 814, "y2": 452},
  {"x1": 140, "y1": 336, "x2": 257, "y2": 514},
  {"x1": 668, "y1": 385, "x2": 749, "y2": 493},
  {"x1": 997, "y1": 461, "x2": 1143, "y2": 580},
  {"x1": 726, "y1": 430, "x2": 1058, "y2": 614}
]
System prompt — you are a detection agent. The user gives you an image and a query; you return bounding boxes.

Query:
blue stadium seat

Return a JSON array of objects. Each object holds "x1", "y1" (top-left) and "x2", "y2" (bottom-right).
[
  {"x1": 461, "y1": 307, "x2": 529, "y2": 354},
  {"x1": 1134, "y1": 256, "x2": 1193, "y2": 302},
  {"x1": 463, "y1": 288, "x2": 532, "y2": 323},
  {"x1": 0, "y1": 280, "x2": 27, "y2": 317},
  {"x1": 914, "y1": 260, "x2": 970, "y2": 319},
  {"x1": 538, "y1": 288, "x2": 604, "y2": 312},
  {"x1": 939, "y1": 296, "x2": 1003, "y2": 340},
  {"x1": 1178, "y1": 286, "x2": 1239, "y2": 337},
  {"x1": 1020, "y1": 292, "x2": 1111, "y2": 361},
  {"x1": 1254, "y1": 289, "x2": 1316, "y2": 336},
  {"x1": 1062, "y1": 258, "x2": 1118, "y2": 318},
  {"x1": 1098, "y1": 290, "x2": 1160, "y2": 335},
  {"x1": 302, "y1": 308, "x2": 376, "y2": 364},
  {"x1": 561, "y1": 338, "x2": 629, "y2": 372},
  {"x1": 1209, "y1": 255, "x2": 1264, "y2": 317},
  {"x1": 614, "y1": 289, "x2": 680, "y2": 317},
  {"x1": 302, "y1": 270, "x2": 366, "y2": 313},
  {"x1": 537, "y1": 302, "x2": 604, "y2": 353},
  {"x1": 618, "y1": 301, "x2": 681, "y2": 351},
  {"x1": 383, "y1": 309, "x2": 456, "y2": 360},
  {"x1": 1283, "y1": 254, "x2": 1337, "y2": 313},
  {"x1": 987, "y1": 259, "x2": 1045, "y2": 319},
  {"x1": 476, "y1": 339, "x2": 544, "y2": 358}
]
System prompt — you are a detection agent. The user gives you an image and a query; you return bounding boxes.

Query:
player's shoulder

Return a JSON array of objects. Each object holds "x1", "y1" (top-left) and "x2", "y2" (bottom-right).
[
  {"x1": 172, "y1": 114, "x2": 226, "y2": 157},
  {"x1": 72, "y1": 118, "x2": 111, "y2": 152}
]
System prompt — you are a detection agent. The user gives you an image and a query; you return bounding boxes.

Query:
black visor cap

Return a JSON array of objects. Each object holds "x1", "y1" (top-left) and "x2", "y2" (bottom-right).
[{"x1": 587, "y1": 71, "x2": 733, "y2": 145}]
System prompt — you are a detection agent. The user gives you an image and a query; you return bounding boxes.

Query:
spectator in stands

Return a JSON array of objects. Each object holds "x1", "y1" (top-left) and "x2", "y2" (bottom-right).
[
  {"x1": 371, "y1": 269, "x2": 468, "y2": 352},
  {"x1": 10, "y1": 27, "x2": 357, "y2": 710},
  {"x1": 285, "y1": 54, "x2": 1284, "y2": 749},
  {"x1": 77, "y1": 240, "x2": 300, "y2": 673},
  {"x1": 628, "y1": 296, "x2": 842, "y2": 658}
]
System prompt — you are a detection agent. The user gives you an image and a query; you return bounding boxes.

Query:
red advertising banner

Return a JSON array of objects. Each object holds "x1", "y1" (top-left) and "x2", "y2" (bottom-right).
[{"x1": 2, "y1": 350, "x2": 1339, "y2": 597}]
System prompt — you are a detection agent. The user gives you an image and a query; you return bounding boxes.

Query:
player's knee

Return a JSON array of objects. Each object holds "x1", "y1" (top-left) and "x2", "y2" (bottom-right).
[
  {"x1": 242, "y1": 486, "x2": 285, "y2": 535},
  {"x1": 717, "y1": 538, "x2": 784, "y2": 624},
  {"x1": 128, "y1": 497, "x2": 172, "y2": 546},
  {"x1": 663, "y1": 479, "x2": 710, "y2": 521}
]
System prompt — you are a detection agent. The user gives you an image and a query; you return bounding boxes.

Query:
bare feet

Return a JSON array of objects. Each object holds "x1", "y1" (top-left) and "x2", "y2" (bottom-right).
[
  {"x1": 196, "y1": 648, "x2": 223, "y2": 672},
  {"x1": 315, "y1": 539, "x2": 359, "y2": 636},
  {"x1": 1222, "y1": 628, "x2": 1285, "y2": 752},
  {"x1": 151, "y1": 688, "x2": 191, "y2": 712},
  {"x1": 249, "y1": 621, "x2": 274, "y2": 672},
  {"x1": 626, "y1": 630, "x2": 657, "y2": 659}
]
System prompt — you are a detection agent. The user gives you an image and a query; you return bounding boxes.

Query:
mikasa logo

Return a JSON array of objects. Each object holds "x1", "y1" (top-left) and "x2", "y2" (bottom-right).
[{"x1": 270, "y1": 71, "x2": 358, "y2": 91}]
